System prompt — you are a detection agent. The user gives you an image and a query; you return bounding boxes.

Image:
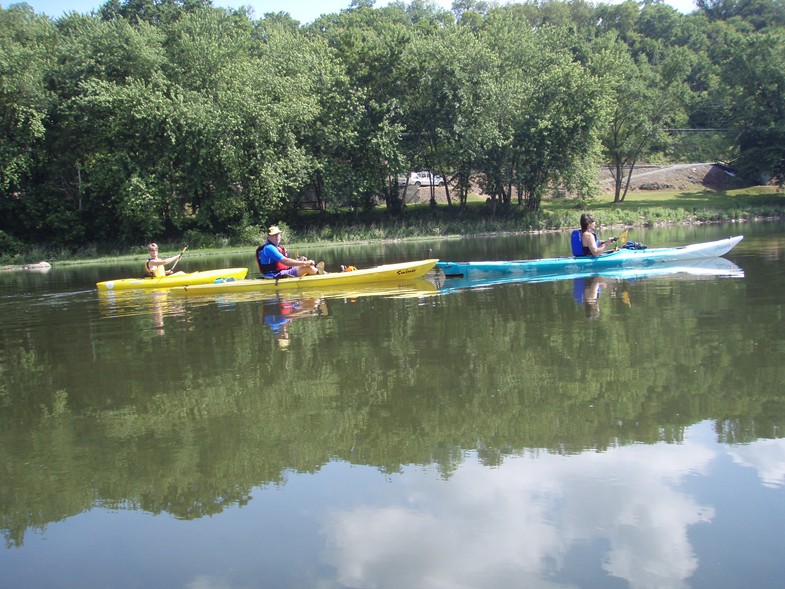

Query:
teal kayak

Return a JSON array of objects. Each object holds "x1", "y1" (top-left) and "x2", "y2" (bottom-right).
[
  {"x1": 435, "y1": 257, "x2": 744, "y2": 294},
  {"x1": 437, "y1": 236, "x2": 743, "y2": 278}
]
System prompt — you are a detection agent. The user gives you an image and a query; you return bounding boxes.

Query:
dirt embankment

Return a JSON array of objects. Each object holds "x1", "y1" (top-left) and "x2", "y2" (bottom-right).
[{"x1": 598, "y1": 163, "x2": 749, "y2": 194}]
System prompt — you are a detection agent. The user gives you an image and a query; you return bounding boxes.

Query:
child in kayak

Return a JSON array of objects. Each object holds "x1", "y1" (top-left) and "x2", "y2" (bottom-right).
[{"x1": 146, "y1": 243, "x2": 185, "y2": 277}]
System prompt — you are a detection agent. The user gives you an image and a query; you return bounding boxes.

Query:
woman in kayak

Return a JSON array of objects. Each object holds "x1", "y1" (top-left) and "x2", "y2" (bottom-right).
[
  {"x1": 257, "y1": 225, "x2": 320, "y2": 279},
  {"x1": 145, "y1": 243, "x2": 184, "y2": 277},
  {"x1": 579, "y1": 214, "x2": 617, "y2": 257}
]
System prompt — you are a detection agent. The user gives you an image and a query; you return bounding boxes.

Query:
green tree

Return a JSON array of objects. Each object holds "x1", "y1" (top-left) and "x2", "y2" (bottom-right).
[
  {"x1": 161, "y1": 10, "x2": 331, "y2": 231},
  {"x1": 401, "y1": 23, "x2": 499, "y2": 208},
  {"x1": 697, "y1": 0, "x2": 785, "y2": 29},
  {"x1": 97, "y1": 0, "x2": 214, "y2": 25},
  {"x1": 481, "y1": 11, "x2": 605, "y2": 210},
  {"x1": 592, "y1": 34, "x2": 689, "y2": 203},
  {"x1": 42, "y1": 12, "x2": 173, "y2": 243},
  {"x1": 0, "y1": 5, "x2": 55, "y2": 231},
  {"x1": 720, "y1": 29, "x2": 785, "y2": 185},
  {"x1": 311, "y1": 3, "x2": 413, "y2": 213},
  {"x1": 238, "y1": 18, "x2": 341, "y2": 219}
]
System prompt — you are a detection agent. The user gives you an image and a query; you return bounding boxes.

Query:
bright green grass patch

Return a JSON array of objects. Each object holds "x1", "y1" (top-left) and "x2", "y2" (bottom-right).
[{"x1": 543, "y1": 186, "x2": 781, "y2": 213}]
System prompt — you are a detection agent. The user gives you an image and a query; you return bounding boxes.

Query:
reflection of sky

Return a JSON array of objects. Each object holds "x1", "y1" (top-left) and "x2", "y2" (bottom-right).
[
  {"x1": 6, "y1": 421, "x2": 784, "y2": 588},
  {"x1": 322, "y1": 434, "x2": 719, "y2": 589},
  {"x1": 727, "y1": 439, "x2": 785, "y2": 488}
]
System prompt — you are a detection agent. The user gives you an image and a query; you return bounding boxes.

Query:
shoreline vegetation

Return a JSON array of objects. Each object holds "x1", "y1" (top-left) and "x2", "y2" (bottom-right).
[
  {"x1": 5, "y1": 3, "x2": 785, "y2": 265},
  {"x1": 2, "y1": 182, "x2": 782, "y2": 270},
  {"x1": 5, "y1": 4, "x2": 785, "y2": 267}
]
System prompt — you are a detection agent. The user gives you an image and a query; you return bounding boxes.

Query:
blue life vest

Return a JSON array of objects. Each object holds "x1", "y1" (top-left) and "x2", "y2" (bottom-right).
[
  {"x1": 256, "y1": 242, "x2": 289, "y2": 276},
  {"x1": 571, "y1": 230, "x2": 597, "y2": 257},
  {"x1": 570, "y1": 230, "x2": 583, "y2": 256}
]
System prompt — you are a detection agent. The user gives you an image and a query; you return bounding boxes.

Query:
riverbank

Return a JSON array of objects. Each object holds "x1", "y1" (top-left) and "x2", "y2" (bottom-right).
[{"x1": 2, "y1": 180, "x2": 783, "y2": 270}]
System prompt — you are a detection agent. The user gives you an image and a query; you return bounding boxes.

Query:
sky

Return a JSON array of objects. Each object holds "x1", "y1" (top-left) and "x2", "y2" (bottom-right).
[{"x1": 6, "y1": 0, "x2": 699, "y2": 25}]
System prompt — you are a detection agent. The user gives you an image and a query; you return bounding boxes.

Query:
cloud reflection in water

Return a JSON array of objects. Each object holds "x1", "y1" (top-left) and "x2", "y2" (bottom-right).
[
  {"x1": 727, "y1": 438, "x2": 785, "y2": 488},
  {"x1": 322, "y1": 434, "x2": 720, "y2": 589}
]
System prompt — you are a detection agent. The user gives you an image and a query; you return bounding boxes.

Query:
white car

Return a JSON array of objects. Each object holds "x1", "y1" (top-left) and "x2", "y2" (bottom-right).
[{"x1": 398, "y1": 171, "x2": 445, "y2": 187}]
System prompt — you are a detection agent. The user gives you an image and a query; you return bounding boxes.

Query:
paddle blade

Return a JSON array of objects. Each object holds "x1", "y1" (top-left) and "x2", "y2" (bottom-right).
[{"x1": 618, "y1": 230, "x2": 629, "y2": 246}]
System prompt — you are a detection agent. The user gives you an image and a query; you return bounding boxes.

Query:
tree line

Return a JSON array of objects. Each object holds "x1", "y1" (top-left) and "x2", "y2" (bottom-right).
[{"x1": 2, "y1": 0, "x2": 784, "y2": 251}]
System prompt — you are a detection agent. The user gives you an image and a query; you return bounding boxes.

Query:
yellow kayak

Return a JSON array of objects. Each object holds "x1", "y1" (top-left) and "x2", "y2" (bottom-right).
[
  {"x1": 170, "y1": 259, "x2": 439, "y2": 295},
  {"x1": 96, "y1": 267, "x2": 249, "y2": 291}
]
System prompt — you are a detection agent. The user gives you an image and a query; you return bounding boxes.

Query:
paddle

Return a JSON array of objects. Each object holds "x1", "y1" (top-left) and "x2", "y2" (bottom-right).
[
  {"x1": 607, "y1": 230, "x2": 628, "y2": 251},
  {"x1": 170, "y1": 244, "x2": 188, "y2": 272},
  {"x1": 293, "y1": 249, "x2": 322, "y2": 273}
]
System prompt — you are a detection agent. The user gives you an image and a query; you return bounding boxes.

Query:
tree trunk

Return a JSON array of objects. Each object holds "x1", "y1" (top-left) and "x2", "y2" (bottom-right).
[{"x1": 439, "y1": 170, "x2": 452, "y2": 207}]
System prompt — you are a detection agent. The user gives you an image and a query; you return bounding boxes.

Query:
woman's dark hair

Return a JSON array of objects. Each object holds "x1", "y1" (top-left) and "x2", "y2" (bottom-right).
[{"x1": 580, "y1": 214, "x2": 594, "y2": 231}]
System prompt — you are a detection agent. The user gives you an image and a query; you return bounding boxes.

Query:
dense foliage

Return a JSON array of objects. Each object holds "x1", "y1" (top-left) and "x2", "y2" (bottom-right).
[{"x1": 2, "y1": 0, "x2": 784, "y2": 251}]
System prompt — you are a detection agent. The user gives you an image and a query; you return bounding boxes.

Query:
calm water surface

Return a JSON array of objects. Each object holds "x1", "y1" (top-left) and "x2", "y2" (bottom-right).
[{"x1": 2, "y1": 223, "x2": 784, "y2": 589}]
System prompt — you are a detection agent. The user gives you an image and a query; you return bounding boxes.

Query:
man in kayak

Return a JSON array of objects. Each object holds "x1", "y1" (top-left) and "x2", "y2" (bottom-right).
[
  {"x1": 145, "y1": 243, "x2": 184, "y2": 277},
  {"x1": 257, "y1": 225, "x2": 320, "y2": 279},
  {"x1": 579, "y1": 214, "x2": 617, "y2": 257}
]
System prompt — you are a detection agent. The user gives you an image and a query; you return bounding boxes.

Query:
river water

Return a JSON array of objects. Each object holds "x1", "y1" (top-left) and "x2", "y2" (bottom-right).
[{"x1": 1, "y1": 223, "x2": 784, "y2": 589}]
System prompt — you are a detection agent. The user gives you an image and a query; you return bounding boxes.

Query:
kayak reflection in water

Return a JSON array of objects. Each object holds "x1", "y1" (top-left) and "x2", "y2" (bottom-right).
[
  {"x1": 150, "y1": 291, "x2": 188, "y2": 335},
  {"x1": 152, "y1": 291, "x2": 165, "y2": 334},
  {"x1": 574, "y1": 275, "x2": 607, "y2": 319},
  {"x1": 261, "y1": 296, "x2": 329, "y2": 349},
  {"x1": 573, "y1": 276, "x2": 632, "y2": 319}
]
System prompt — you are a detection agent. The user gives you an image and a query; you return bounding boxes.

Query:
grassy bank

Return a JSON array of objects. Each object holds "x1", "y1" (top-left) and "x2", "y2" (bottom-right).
[
  {"x1": 3, "y1": 186, "x2": 783, "y2": 268},
  {"x1": 291, "y1": 185, "x2": 783, "y2": 245}
]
